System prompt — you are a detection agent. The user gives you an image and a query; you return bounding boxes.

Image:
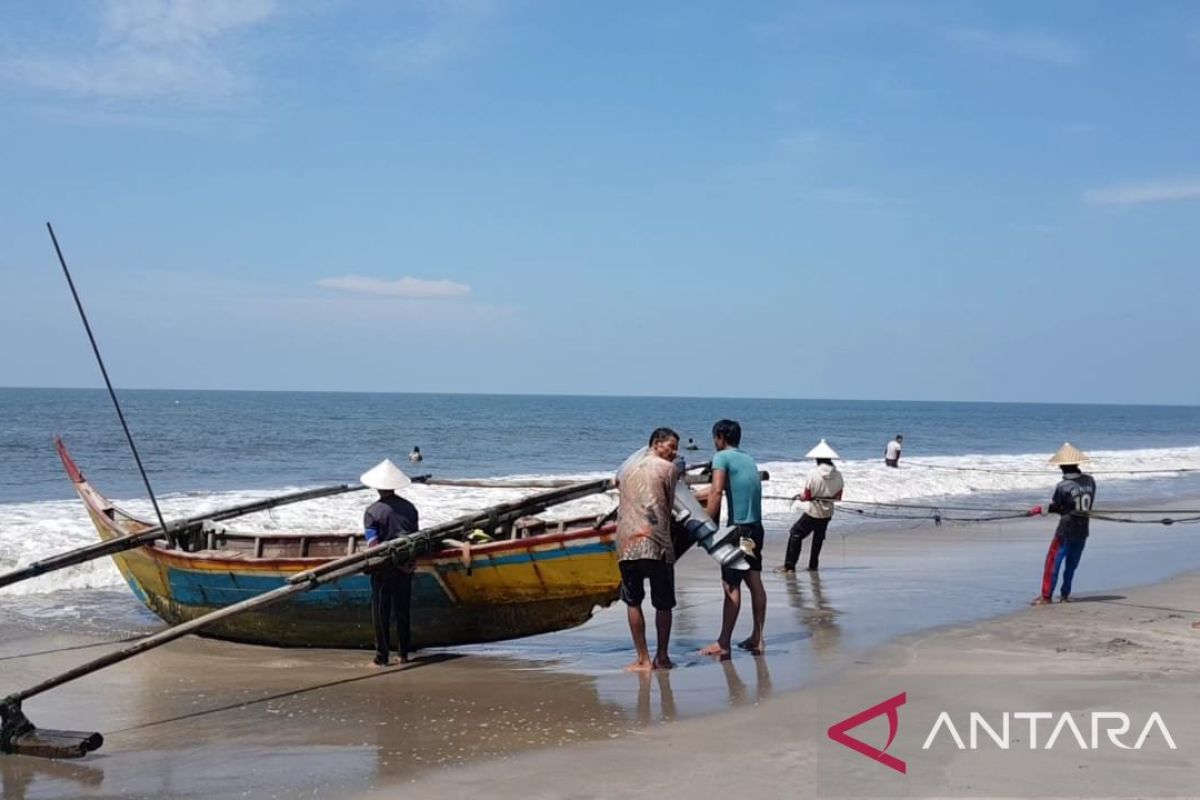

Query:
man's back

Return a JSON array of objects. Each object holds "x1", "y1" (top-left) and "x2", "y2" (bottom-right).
[
  {"x1": 364, "y1": 495, "x2": 419, "y2": 543},
  {"x1": 805, "y1": 463, "x2": 843, "y2": 519},
  {"x1": 617, "y1": 452, "x2": 677, "y2": 563},
  {"x1": 712, "y1": 447, "x2": 762, "y2": 524},
  {"x1": 1051, "y1": 472, "x2": 1096, "y2": 539}
]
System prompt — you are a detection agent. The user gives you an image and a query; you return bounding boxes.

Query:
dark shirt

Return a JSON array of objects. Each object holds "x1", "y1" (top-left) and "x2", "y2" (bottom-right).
[
  {"x1": 1048, "y1": 472, "x2": 1096, "y2": 540},
  {"x1": 364, "y1": 495, "x2": 419, "y2": 544}
]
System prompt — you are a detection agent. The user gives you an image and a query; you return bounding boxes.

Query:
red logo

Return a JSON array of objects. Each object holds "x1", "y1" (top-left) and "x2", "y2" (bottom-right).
[{"x1": 827, "y1": 692, "x2": 907, "y2": 774}]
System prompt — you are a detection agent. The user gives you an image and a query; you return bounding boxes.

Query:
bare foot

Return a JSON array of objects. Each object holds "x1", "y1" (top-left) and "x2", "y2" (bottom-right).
[
  {"x1": 737, "y1": 637, "x2": 764, "y2": 654},
  {"x1": 773, "y1": 566, "x2": 795, "y2": 574},
  {"x1": 1059, "y1": 595, "x2": 1073, "y2": 603},
  {"x1": 1030, "y1": 596, "x2": 1052, "y2": 606},
  {"x1": 699, "y1": 642, "x2": 730, "y2": 657},
  {"x1": 371, "y1": 658, "x2": 393, "y2": 668},
  {"x1": 624, "y1": 659, "x2": 653, "y2": 672},
  {"x1": 652, "y1": 656, "x2": 675, "y2": 670}
]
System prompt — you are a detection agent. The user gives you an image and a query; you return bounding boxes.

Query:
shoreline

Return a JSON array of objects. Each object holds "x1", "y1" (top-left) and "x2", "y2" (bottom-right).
[
  {"x1": 393, "y1": 568, "x2": 1200, "y2": 799},
  {"x1": 2, "y1": 509, "x2": 1200, "y2": 798}
]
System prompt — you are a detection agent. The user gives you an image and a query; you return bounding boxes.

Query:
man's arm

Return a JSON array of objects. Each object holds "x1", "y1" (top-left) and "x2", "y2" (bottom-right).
[
  {"x1": 705, "y1": 469, "x2": 727, "y2": 520},
  {"x1": 364, "y1": 510, "x2": 380, "y2": 548},
  {"x1": 1047, "y1": 485, "x2": 1066, "y2": 515}
]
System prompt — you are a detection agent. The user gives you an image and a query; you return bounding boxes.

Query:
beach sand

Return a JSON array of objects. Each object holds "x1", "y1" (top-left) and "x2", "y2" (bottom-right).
[{"x1": 2, "y1": 511, "x2": 1199, "y2": 799}]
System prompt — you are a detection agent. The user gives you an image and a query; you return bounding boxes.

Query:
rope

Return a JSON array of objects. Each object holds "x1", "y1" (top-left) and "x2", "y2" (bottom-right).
[
  {"x1": 904, "y1": 463, "x2": 1200, "y2": 475},
  {"x1": 0, "y1": 634, "x2": 148, "y2": 663},
  {"x1": 763, "y1": 494, "x2": 1200, "y2": 526}
]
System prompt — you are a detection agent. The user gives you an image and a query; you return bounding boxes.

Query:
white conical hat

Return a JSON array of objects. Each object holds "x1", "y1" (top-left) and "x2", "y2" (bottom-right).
[
  {"x1": 360, "y1": 459, "x2": 411, "y2": 490},
  {"x1": 805, "y1": 439, "x2": 840, "y2": 460},
  {"x1": 1048, "y1": 442, "x2": 1089, "y2": 466}
]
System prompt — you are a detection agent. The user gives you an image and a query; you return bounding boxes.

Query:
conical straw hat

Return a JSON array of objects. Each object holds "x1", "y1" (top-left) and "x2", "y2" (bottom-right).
[
  {"x1": 805, "y1": 439, "x2": 840, "y2": 460},
  {"x1": 1048, "y1": 442, "x2": 1089, "y2": 466},
  {"x1": 360, "y1": 459, "x2": 411, "y2": 490}
]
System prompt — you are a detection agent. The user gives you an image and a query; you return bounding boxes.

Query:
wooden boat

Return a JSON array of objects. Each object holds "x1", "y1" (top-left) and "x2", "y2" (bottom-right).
[{"x1": 56, "y1": 441, "x2": 621, "y2": 650}]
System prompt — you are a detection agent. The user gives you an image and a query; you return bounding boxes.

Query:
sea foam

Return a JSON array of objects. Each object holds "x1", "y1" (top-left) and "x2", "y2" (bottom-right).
[{"x1": 2, "y1": 446, "x2": 1198, "y2": 597}]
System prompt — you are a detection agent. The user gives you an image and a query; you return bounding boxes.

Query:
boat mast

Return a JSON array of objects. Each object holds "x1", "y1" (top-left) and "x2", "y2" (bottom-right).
[{"x1": 46, "y1": 222, "x2": 170, "y2": 537}]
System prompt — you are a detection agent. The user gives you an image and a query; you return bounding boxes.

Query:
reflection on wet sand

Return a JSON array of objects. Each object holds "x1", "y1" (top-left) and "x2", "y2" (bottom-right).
[
  {"x1": 635, "y1": 670, "x2": 678, "y2": 725},
  {"x1": 783, "y1": 572, "x2": 842, "y2": 659},
  {"x1": 720, "y1": 655, "x2": 773, "y2": 707},
  {"x1": 0, "y1": 758, "x2": 104, "y2": 800}
]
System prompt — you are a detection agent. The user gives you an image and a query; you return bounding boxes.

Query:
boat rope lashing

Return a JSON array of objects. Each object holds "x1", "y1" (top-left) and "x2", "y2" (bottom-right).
[
  {"x1": 441, "y1": 538, "x2": 474, "y2": 574},
  {"x1": 388, "y1": 536, "x2": 414, "y2": 567}
]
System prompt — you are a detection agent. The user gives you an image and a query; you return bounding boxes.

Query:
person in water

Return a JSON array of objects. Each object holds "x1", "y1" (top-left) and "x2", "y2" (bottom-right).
[
  {"x1": 884, "y1": 434, "x2": 903, "y2": 467},
  {"x1": 1032, "y1": 443, "x2": 1096, "y2": 605},
  {"x1": 409, "y1": 446, "x2": 423, "y2": 463},
  {"x1": 684, "y1": 437, "x2": 699, "y2": 451}
]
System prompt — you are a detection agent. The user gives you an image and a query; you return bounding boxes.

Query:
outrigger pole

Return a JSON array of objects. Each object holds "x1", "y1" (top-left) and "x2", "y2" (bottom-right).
[
  {"x1": 0, "y1": 477, "x2": 612, "y2": 759},
  {"x1": 46, "y1": 223, "x2": 170, "y2": 537},
  {"x1": 0, "y1": 465, "x2": 370, "y2": 590}
]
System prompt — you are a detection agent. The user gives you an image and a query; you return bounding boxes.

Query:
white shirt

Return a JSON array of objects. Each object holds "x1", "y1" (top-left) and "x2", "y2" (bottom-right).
[
  {"x1": 805, "y1": 463, "x2": 844, "y2": 519},
  {"x1": 885, "y1": 440, "x2": 902, "y2": 460}
]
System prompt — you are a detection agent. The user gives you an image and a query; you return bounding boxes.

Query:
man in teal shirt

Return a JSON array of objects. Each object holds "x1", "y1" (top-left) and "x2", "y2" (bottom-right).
[{"x1": 700, "y1": 419, "x2": 766, "y2": 656}]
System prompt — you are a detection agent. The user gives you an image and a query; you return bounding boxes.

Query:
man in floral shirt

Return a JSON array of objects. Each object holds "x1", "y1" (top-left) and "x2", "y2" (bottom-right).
[{"x1": 615, "y1": 427, "x2": 681, "y2": 671}]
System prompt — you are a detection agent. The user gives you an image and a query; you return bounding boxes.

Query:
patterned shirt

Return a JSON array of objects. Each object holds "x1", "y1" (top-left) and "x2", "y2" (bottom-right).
[
  {"x1": 616, "y1": 451, "x2": 678, "y2": 563},
  {"x1": 1049, "y1": 472, "x2": 1096, "y2": 540}
]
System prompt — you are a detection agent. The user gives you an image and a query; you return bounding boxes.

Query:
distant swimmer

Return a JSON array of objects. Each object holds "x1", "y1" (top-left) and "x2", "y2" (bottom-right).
[
  {"x1": 1031, "y1": 443, "x2": 1096, "y2": 606},
  {"x1": 884, "y1": 434, "x2": 903, "y2": 467},
  {"x1": 684, "y1": 437, "x2": 700, "y2": 451},
  {"x1": 778, "y1": 439, "x2": 844, "y2": 573},
  {"x1": 409, "y1": 446, "x2": 423, "y2": 463}
]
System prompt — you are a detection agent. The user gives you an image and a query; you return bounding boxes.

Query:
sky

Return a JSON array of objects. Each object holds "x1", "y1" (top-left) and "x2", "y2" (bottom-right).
[{"x1": 0, "y1": 1, "x2": 1197, "y2": 404}]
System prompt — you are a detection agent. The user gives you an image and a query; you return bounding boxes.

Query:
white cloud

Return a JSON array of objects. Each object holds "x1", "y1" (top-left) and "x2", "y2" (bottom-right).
[
  {"x1": 316, "y1": 274, "x2": 472, "y2": 299},
  {"x1": 0, "y1": 0, "x2": 275, "y2": 104},
  {"x1": 1084, "y1": 179, "x2": 1200, "y2": 206},
  {"x1": 942, "y1": 27, "x2": 1084, "y2": 66}
]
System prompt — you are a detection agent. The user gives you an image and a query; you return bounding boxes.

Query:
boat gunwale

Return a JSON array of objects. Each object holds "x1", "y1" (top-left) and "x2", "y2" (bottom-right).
[{"x1": 60, "y1": 443, "x2": 617, "y2": 572}]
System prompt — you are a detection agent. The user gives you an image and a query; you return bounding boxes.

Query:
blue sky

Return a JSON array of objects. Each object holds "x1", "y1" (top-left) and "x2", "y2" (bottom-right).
[{"x1": 1, "y1": 1, "x2": 1197, "y2": 404}]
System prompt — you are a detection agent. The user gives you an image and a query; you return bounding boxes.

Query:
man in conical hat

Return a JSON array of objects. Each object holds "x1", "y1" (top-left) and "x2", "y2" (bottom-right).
[
  {"x1": 1032, "y1": 443, "x2": 1096, "y2": 605},
  {"x1": 778, "y1": 439, "x2": 845, "y2": 574},
  {"x1": 360, "y1": 459, "x2": 419, "y2": 666}
]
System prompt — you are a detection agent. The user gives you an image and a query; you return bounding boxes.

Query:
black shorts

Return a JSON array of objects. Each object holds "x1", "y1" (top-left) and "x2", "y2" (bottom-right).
[
  {"x1": 619, "y1": 559, "x2": 676, "y2": 610},
  {"x1": 885, "y1": 458, "x2": 899, "y2": 468},
  {"x1": 721, "y1": 522, "x2": 764, "y2": 586}
]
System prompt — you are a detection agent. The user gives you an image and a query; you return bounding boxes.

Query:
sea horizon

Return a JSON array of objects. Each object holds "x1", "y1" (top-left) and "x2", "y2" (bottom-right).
[{"x1": 2, "y1": 384, "x2": 1197, "y2": 410}]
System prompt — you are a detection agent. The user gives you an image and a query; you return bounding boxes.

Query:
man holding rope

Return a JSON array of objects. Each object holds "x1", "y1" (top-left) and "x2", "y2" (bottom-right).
[
  {"x1": 1032, "y1": 443, "x2": 1096, "y2": 605},
  {"x1": 778, "y1": 439, "x2": 844, "y2": 573}
]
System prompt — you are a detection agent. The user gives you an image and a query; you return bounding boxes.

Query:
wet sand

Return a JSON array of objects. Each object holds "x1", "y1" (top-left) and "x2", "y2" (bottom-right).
[{"x1": 3, "y1": 509, "x2": 1199, "y2": 799}]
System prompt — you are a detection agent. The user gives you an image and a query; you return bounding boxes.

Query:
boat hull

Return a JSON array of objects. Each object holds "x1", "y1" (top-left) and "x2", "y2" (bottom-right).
[
  {"x1": 60, "y1": 438, "x2": 621, "y2": 650},
  {"x1": 94, "y1": 507, "x2": 620, "y2": 649}
]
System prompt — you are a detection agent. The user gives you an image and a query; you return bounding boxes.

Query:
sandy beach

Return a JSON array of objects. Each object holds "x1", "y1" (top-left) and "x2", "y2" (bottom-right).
[{"x1": 3, "y1": 510, "x2": 1199, "y2": 799}]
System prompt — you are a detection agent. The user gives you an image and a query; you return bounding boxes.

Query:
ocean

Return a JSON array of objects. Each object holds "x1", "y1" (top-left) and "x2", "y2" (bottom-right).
[{"x1": 2, "y1": 387, "x2": 1200, "y2": 598}]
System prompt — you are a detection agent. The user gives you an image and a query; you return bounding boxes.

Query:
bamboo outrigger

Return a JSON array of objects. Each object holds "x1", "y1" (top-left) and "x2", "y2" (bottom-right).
[{"x1": 1, "y1": 450, "x2": 618, "y2": 758}]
